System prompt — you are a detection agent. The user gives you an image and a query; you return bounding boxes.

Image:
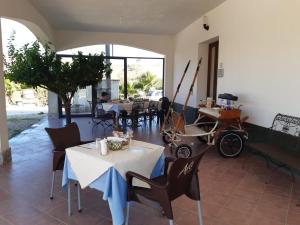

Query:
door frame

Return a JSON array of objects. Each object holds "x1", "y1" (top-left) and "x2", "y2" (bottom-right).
[{"x1": 207, "y1": 41, "x2": 219, "y2": 100}]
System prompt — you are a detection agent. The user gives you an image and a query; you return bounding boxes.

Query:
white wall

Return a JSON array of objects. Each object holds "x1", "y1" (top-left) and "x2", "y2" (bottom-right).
[
  {"x1": 55, "y1": 30, "x2": 174, "y2": 98},
  {"x1": 173, "y1": 0, "x2": 300, "y2": 127}
]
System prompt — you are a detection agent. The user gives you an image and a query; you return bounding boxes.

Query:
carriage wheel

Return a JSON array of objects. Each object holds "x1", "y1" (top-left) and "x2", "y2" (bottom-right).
[
  {"x1": 175, "y1": 144, "x2": 192, "y2": 158},
  {"x1": 217, "y1": 131, "x2": 244, "y2": 158},
  {"x1": 162, "y1": 131, "x2": 172, "y2": 144}
]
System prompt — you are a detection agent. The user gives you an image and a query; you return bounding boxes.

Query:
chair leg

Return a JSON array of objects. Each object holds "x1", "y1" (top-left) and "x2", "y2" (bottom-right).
[
  {"x1": 50, "y1": 171, "x2": 55, "y2": 200},
  {"x1": 196, "y1": 200, "x2": 204, "y2": 225},
  {"x1": 68, "y1": 181, "x2": 72, "y2": 216},
  {"x1": 77, "y1": 182, "x2": 82, "y2": 212},
  {"x1": 169, "y1": 220, "x2": 174, "y2": 225},
  {"x1": 125, "y1": 202, "x2": 130, "y2": 225}
]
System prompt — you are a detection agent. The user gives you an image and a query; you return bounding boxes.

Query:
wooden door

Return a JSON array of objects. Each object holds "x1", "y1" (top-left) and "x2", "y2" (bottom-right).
[{"x1": 207, "y1": 41, "x2": 219, "y2": 100}]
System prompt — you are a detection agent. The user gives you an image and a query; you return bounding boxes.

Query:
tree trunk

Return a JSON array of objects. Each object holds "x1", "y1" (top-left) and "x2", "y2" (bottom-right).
[{"x1": 63, "y1": 99, "x2": 72, "y2": 125}]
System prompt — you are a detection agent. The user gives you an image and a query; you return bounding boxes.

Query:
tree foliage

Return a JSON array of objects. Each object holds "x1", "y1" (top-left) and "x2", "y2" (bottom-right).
[
  {"x1": 119, "y1": 82, "x2": 136, "y2": 96},
  {"x1": 4, "y1": 38, "x2": 112, "y2": 124},
  {"x1": 4, "y1": 78, "x2": 21, "y2": 103},
  {"x1": 119, "y1": 71, "x2": 162, "y2": 97},
  {"x1": 133, "y1": 71, "x2": 159, "y2": 93}
]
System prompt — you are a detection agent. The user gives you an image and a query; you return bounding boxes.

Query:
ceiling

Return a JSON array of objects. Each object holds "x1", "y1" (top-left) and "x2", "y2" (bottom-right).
[{"x1": 29, "y1": 0, "x2": 226, "y2": 35}]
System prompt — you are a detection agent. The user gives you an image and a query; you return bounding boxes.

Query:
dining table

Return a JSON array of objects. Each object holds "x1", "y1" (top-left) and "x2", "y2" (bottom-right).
[
  {"x1": 102, "y1": 101, "x2": 162, "y2": 116},
  {"x1": 62, "y1": 140, "x2": 165, "y2": 225}
]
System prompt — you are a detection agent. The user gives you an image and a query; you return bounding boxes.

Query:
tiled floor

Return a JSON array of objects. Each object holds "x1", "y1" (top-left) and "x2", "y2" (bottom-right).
[{"x1": 0, "y1": 117, "x2": 299, "y2": 225}]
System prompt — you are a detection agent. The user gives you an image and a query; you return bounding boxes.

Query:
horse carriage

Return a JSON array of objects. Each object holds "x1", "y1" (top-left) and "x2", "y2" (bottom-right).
[{"x1": 161, "y1": 59, "x2": 248, "y2": 158}]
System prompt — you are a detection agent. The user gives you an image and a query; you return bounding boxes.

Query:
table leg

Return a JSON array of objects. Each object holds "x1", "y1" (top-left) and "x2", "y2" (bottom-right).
[
  {"x1": 125, "y1": 202, "x2": 130, "y2": 225},
  {"x1": 50, "y1": 171, "x2": 55, "y2": 200},
  {"x1": 77, "y1": 182, "x2": 82, "y2": 212},
  {"x1": 68, "y1": 181, "x2": 72, "y2": 216}
]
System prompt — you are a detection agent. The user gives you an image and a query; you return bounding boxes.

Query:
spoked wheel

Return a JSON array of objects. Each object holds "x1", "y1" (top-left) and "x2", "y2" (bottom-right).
[
  {"x1": 175, "y1": 144, "x2": 192, "y2": 158},
  {"x1": 162, "y1": 131, "x2": 172, "y2": 144},
  {"x1": 217, "y1": 131, "x2": 244, "y2": 158}
]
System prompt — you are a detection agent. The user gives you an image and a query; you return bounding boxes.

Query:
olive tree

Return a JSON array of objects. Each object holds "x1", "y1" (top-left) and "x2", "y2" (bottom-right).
[{"x1": 5, "y1": 40, "x2": 111, "y2": 124}]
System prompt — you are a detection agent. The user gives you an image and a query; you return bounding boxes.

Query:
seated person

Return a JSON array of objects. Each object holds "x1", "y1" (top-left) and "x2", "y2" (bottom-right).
[
  {"x1": 98, "y1": 92, "x2": 109, "y2": 103},
  {"x1": 95, "y1": 92, "x2": 116, "y2": 124}
]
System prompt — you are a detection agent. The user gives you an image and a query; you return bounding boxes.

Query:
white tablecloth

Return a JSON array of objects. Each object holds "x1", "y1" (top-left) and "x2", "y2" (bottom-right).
[
  {"x1": 102, "y1": 101, "x2": 162, "y2": 115},
  {"x1": 65, "y1": 140, "x2": 164, "y2": 188}
]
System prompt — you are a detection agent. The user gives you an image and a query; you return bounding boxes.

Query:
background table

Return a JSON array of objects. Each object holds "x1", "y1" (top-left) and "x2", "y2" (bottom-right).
[
  {"x1": 62, "y1": 140, "x2": 165, "y2": 225},
  {"x1": 102, "y1": 101, "x2": 162, "y2": 116}
]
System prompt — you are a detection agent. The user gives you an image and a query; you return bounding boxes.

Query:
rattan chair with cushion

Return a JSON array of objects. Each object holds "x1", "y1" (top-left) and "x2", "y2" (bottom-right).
[
  {"x1": 45, "y1": 122, "x2": 92, "y2": 200},
  {"x1": 125, "y1": 148, "x2": 208, "y2": 225}
]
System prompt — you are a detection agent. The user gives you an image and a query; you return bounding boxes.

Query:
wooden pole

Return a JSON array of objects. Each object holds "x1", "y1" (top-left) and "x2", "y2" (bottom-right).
[
  {"x1": 161, "y1": 60, "x2": 190, "y2": 131},
  {"x1": 174, "y1": 58, "x2": 202, "y2": 132}
]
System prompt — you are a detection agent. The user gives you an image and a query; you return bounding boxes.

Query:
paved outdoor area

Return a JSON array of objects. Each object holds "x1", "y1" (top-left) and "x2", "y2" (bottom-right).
[
  {"x1": 0, "y1": 117, "x2": 299, "y2": 225},
  {"x1": 6, "y1": 105, "x2": 48, "y2": 116}
]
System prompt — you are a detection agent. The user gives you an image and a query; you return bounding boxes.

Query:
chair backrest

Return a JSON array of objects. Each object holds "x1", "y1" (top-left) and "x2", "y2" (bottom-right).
[
  {"x1": 94, "y1": 103, "x2": 106, "y2": 117},
  {"x1": 271, "y1": 113, "x2": 300, "y2": 137},
  {"x1": 45, "y1": 122, "x2": 81, "y2": 151},
  {"x1": 149, "y1": 101, "x2": 159, "y2": 110},
  {"x1": 134, "y1": 98, "x2": 144, "y2": 102},
  {"x1": 160, "y1": 97, "x2": 170, "y2": 112},
  {"x1": 132, "y1": 101, "x2": 144, "y2": 113},
  {"x1": 167, "y1": 151, "x2": 207, "y2": 200}
]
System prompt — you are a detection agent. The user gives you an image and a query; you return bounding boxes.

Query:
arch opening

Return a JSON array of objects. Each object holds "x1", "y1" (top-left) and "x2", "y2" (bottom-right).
[
  {"x1": 58, "y1": 44, "x2": 164, "y2": 58},
  {"x1": 1, "y1": 17, "x2": 48, "y2": 139}
]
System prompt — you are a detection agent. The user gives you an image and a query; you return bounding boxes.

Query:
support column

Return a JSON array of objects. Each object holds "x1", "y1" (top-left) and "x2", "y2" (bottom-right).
[
  {"x1": 0, "y1": 20, "x2": 11, "y2": 165},
  {"x1": 48, "y1": 91, "x2": 59, "y2": 118},
  {"x1": 105, "y1": 44, "x2": 111, "y2": 99}
]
